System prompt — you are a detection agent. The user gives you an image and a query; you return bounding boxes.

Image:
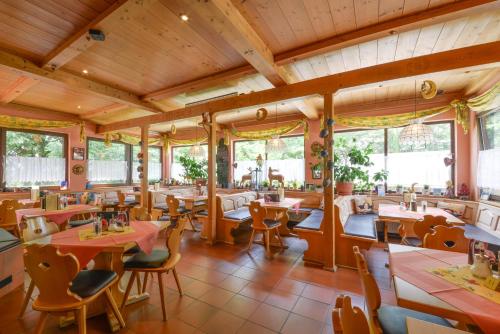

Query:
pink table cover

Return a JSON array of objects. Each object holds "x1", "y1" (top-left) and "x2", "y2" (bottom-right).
[
  {"x1": 16, "y1": 204, "x2": 98, "y2": 225},
  {"x1": 29, "y1": 221, "x2": 160, "y2": 267},
  {"x1": 255, "y1": 198, "x2": 302, "y2": 213},
  {"x1": 379, "y1": 204, "x2": 464, "y2": 224},
  {"x1": 390, "y1": 249, "x2": 500, "y2": 334}
]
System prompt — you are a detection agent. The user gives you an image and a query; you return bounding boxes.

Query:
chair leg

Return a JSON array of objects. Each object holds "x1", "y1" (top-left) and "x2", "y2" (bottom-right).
[
  {"x1": 34, "y1": 312, "x2": 48, "y2": 334},
  {"x1": 19, "y1": 279, "x2": 35, "y2": 317},
  {"x1": 142, "y1": 272, "x2": 149, "y2": 293},
  {"x1": 275, "y1": 228, "x2": 285, "y2": 250},
  {"x1": 157, "y1": 272, "x2": 167, "y2": 321},
  {"x1": 246, "y1": 229, "x2": 255, "y2": 253},
  {"x1": 172, "y1": 267, "x2": 183, "y2": 296},
  {"x1": 120, "y1": 272, "x2": 137, "y2": 310},
  {"x1": 265, "y1": 230, "x2": 271, "y2": 258},
  {"x1": 136, "y1": 273, "x2": 142, "y2": 295},
  {"x1": 105, "y1": 289, "x2": 126, "y2": 328},
  {"x1": 187, "y1": 213, "x2": 198, "y2": 231},
  {"x1": 77, "y1": 305, "x2": 87, "y2": 334}
]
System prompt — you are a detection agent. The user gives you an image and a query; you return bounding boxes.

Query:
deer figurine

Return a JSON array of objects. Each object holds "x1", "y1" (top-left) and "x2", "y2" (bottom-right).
[
  {"x1": 241, "y1": 168, "x2": 252, "y2": 185},
  {"x1": 268, "y1": 167, "x2": 284, "y2": 185}
]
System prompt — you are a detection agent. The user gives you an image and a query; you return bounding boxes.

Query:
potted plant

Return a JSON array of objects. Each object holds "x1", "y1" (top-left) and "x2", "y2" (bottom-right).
[
  {"x1": 315, "y1": 184, "x2": 323, "y2": 193},
  {"x1": 261, "y1": 180, "x2": 270, "y2": 191},
  {"x1": 374, "y1": 169, "x2": 388, "y2": 195},
  {"x1": 179, "y1": 156, "x2": 208, "y2": 183},
  {"x1": 333, "y1": 137, "x2": 374, "y2": 195}
]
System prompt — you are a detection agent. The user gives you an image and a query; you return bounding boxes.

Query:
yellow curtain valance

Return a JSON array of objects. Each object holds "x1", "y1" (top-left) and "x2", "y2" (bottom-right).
[
  {"x1": 229, "y1": 119, "x2": 309, "y2": 141},
  {"x1": 467, "y1": 82, "x2": 500, "y2": 113},
  {"x1": 103, "y1": 132, "x2": 161, "y2": 147}
]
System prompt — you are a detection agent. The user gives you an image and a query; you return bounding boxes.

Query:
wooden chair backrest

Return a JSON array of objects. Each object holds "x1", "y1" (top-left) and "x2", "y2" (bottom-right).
[
  {"x1": 150, "y1": 208, "x2": 163, "y2": 221},
  {"x1": 79, "y1": 192, "x2": 89, "y2": 204},
  {"x1": 166, "y1": 195, "x2": 181, "y2": 217},
  {"x1": 165, "y1": 219, "x2": 186, "y2": 267},
  {"x1": 129, "y1": 207, "x2": 151, "y2": 221},
  {"x1": 423, "y1": 225, "x2": 470, "y2": 253},
  {"x1": 249, "y1": 201, "x2": 267, "y2": 229},
  {"x1": 22, "y1": 216, "x2": 59, "y2": 242},
  {"x1": 24, "y1": 244, "x2": 81, "y2": 305},
  {"x1": 353, "y1": 246, "x2": 382, "y2": 333},
  {"x1": 414, "y1": 215, "x2": 448, "y2": 241},
  {"x1": 0, "y1": 199, "x2": 22, "y2": 226},
  {"x1": 332, "y1": 295, "x2": 370, "y2": 334},
  {"x1": 116, "y1": 191, "x2": 126, "y2": 205}
]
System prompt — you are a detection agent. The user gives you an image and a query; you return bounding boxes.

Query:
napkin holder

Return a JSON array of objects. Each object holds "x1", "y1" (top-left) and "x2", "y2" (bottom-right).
[
  {"x1": 44, "y1": 194, "x2": 60, "y2": 211},
  {"x1": 485, "y1": 274, "x2": 500, "y2": 291}
]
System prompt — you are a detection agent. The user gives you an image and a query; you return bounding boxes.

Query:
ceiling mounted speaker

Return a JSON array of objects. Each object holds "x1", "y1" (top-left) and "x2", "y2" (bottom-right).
[
  {"x1": 88, "y1": 29, "x2": 105, "y2": 41},
  {"x1": 171, "y1": 124, "x2": 176, "y2": 135},
  {"x1": 256, "y1": 108, "x2": 268, "y2": 121},
  {"x1": 421, "y1": 80, "x2": 437, "y2": 100}
]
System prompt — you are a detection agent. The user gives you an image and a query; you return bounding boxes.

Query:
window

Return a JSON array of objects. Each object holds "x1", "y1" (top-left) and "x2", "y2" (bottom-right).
[
  {"x1": 87, "y1": 139, "x2": 128, "y2": 184},
  {"x1": 3, "y1": 130, "x2": 66, "y2": 187},
  {"x1": 477, "y1": 109, "x2": 500, "y2": 195},
  {"x1": 233, "y1": 136, "x2": 305, "y2": 185},
  {"x1": 334, "y1": 122, "x2": 453, "y2": 189},
  {"x1": 170, "y1": 145, "x2": 207, "y2": 181},
  {"x1": 132, "y1": 145, "x2": 162, "y2": 183}
]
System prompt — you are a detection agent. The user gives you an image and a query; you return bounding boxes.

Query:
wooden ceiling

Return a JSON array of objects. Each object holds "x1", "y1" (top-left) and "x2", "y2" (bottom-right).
[{"x1": 0, "y1": 0, "x2": 499, "y2": 133}]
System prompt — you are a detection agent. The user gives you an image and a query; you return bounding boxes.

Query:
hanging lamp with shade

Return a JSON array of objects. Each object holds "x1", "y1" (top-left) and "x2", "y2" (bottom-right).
[
  {"x1": 189, "y1": 118, "x2": 206, "y2": 159},
  {"x1": 265, "y1": 104, "x2": 287, "y2": 154},
  {"x1": 399, "y1": 81, "x2": 434, "y2": 148}
]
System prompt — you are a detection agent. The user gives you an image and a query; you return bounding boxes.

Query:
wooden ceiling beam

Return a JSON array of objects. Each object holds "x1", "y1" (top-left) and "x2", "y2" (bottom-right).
[
  {"x1": 0, "y1": 50, "x2": 164, "y2": 114},
  {"x1": 142, "y1": 65, "x2": 257, "y2": 102},
  {"x1": 41, "y1": 0, "x2": 157, "y2": 70},
  {"x1": 191, "y1": 0, "x2": 319, "y2": 119},
  {"x1": 0, "y1": 75, "x2": 39, "y2": 103},
  {"x1": 0, "y1": 103, "x2": 83, "y2": 123},
  {"x1": 96, "y1": 41, "x2": 500, "y2": 134},
  {"x1": 275, "y1": 0, "x2": 500, "y2": 65},
  {"x1": 80, "y1": 103, "x2": 129, "y2": 120}
]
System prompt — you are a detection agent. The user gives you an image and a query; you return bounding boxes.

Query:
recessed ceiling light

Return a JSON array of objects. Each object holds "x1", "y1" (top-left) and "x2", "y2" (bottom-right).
[
  {"x1": 82, "y1": 69, "x2": 88, "y2": 74},
  {"x1": 180, "y1": 14, "x2": 189, "y2": 21},
  {"x1": 77, "y1": 105, "x2": 81, "y2": 109}
]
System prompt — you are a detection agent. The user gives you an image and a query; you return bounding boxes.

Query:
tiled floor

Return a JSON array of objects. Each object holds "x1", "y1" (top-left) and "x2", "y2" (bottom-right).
[{"x1": 0, "y1": 226, "x2": 396, "y2": 334}]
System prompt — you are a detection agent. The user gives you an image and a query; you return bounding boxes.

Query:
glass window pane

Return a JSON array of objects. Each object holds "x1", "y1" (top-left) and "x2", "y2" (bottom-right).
[
  {"x1": 5, "y1": 130, "x2": 65, "y2": 187},
  {"x1": 480, "y1": 109, "x2": 500, "y2": 150},
  {"x1": 132, "y1": 146, "x2": 162, "y2": 182},
  {"x1": 171, "y1": 145, "x2": 208, "y2": 181},
  {"x1": 387, "y1": 123, "x2": 452, "y2": 189},
  {"x1": 87, "y1": 139, "x2": 127, "y2": 184},
  {"x1": 478, "y1": 109, "x2": 500, "y2": 195}
]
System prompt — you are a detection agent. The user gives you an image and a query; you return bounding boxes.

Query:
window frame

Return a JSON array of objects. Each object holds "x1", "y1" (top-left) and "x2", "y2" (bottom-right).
[
  {"x1": 232, "y1": 134, "x2": 305, "y2": 162},
  {"x1": 334, "y1": 120, "x2": 455, "y2": 189},
  {"x1": 170, "y1": 143, "x2": 208, "y2": 164},
  {"x1": 477, "y1": 109, "x2": 499, "y2": 151},
  {"x1": 0, "y1": 127, "x2": 68, "y2": 188},
  {"x1": 132, "y1": 144, "x2": 163, "y2": 184}
]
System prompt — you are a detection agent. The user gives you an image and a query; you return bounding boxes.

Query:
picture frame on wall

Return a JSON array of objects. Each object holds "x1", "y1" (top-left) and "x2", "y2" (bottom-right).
[
  {"x1": 72, "y1": 147, "x2": 85, "y2": 161},
  {"x1": 311, "y1": 168, "x2": 322, "y2": 179},
  {"x1": 480, "y1": 188, "x2": 491, "y2": 201}
]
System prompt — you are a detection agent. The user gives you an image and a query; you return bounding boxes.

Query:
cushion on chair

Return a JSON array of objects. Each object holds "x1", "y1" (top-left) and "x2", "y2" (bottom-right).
[
  {"x1": 124, "y1": 249, "x2": 169, "y2": 269},
  {"x1": 69, "y1": 219, "x2": 94, "y2": 228},
  {"x1": 0, "y1": 228, "x2": 20, "y2": 252},
  {"x1": 154, "y1": 204, "x2": 168, "y2": 211},
  {"x1": 377, "y1": 305, "x2": 452, "y2": 334},
  {"x1": 193, "y1": 201, "x2": 206, "y2": 207},
  {"x1": 173, "y1": 207, "x2": 191, "y2": 215},
  {"x1": 123, "y1": 245, "x2": 141, "y2": 255},
  {"x1": 69, "y1": 270, "x2": 117, "y2": 298},
  {"x1": 196, "y1": 210, "x2": 208, "y2": 216},
  {"x1": 224, "y1": 207, "x2": 252, "y2": 222},
  {"x1": 343, "y1": 214, "x2": 378, "y2": 239},
  {"x1": 159, "y1": 215, "x2": 170, "y2": 221},
  {"x1": 404, "y1": 237, "x2": 422, "y2": 247},
  {"x1": 263, "y1": 219, "x2": 280, "y2": 228}
]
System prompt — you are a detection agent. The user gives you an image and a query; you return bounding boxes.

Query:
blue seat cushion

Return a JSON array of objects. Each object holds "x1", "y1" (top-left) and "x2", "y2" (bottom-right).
[
  {"x1": 263, "y1": 219, "x2": 280, "y2": 228},
  {"x1": 295, "y1": 210, "x2": 323, "y2": 231},
  {"x1": 159, "y1": 215, "x2": 170, "y2": 221},
  {"x1": 69, "y1": 270, "x2": 117, "y2": 298},
  {"x1": 154, "y1": 204, "x2": 168, "y2": 211},
  {"x1": 224, "y1": 207, "x2": 252, "y2": 222},
  {"x1": 461, "y1": 224, "x2": 500, "y2": 246},
  {"x1": 124, "y1": 249, "x2": 169, "y2": 269},
  {"x1": 196, "y1": 210, "x2": 208, "y2": 216},
  {"x1": 289, "y1": 207, "x2": 314, "y2": 214},
  {"x1": 344, "y1": 214, "x2": 378, "y2": 239},
  {"x1": 124, "y1": 245, "x2": 141, "y2": 255},
  {"x1": 0, "y1": 228, "x2": 20, "y2": 252},
  {"x1": 69, "y1": 219, "x2": 94, "y2": 228},
  {"x1": 378, "y1": 305, "x2": 452, "y2": 334},
  {"x1": 171, "y1": 207, "x2": 191, "y2": 215},
  {"x1": 193, "y1": 201, "x2": 207, "y2": 207}
]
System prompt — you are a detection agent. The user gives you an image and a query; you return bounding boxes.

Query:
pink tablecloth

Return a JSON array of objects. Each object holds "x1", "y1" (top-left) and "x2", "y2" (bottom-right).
[
  {"x1": 29, "y1": 221, "x2": 160, "y2": 267},
  {"x1": 379, "y1": 204, "x2": 464, "y2": 224},
  {"x1": 390, "y1": 249, "x2": 499, "y2": 334},
  {"x1": 16, "y1": 204, "x2": 98, "y2": 225}
]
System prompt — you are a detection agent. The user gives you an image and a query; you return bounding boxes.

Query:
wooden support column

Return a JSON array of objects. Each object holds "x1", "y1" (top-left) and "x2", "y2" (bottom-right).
[
  {"x1": 207, "y1": 115, "x2": 218, "y2": 244},
  {"x1": 140, "y1": 125, "x2": 149, "y2": 210},
  {"x1": 323, "y1": 93, "x2": 336, "y2": 271}
]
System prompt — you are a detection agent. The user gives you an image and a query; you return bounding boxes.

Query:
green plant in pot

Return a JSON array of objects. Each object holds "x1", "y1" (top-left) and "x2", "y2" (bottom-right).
[
  {"x1": 333, "y1": 137, "x2": 373, "y2": 195},
  {"x1": 179, "y1": 155, "x2": 208, "y2": 182},
  {"x1": 373, "y1": 169, "x2": 388, "y2": 193},
  {"x1": 261, "y1": 179, "x2": 270, "y2": 191}
]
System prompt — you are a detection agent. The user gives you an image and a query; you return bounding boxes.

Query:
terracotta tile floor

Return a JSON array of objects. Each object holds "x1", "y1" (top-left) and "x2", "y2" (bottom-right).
[{"x1": 0, "y1": 227, "x2": 396, "y2": 334}]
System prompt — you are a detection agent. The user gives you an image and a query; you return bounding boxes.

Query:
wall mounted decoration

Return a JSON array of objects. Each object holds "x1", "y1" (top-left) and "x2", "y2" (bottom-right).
[
  {"x1": 72, "y1": 147, "x2": 85, "y2": 160},
  {"x1": 72, "y1": 164, "x2": 85, "y2": 175}
]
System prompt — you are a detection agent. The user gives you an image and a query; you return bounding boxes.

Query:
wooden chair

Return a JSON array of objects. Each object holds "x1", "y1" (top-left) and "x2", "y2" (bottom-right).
[
  {"x1": 332, "y1": 295, "x2": 370, "y2": 334},
  {"x1": 403, "y1": 215, "x2": 448, "y2": 247},
  {"x1": 166, "y1": 195, "x2": 197, "y2": 231},
  {"x1": 121, "y1": 219, "x2": 186, "y2": 321},
  {"x1": 352, "y1": 246, "x2": 452, "y2": 334},
  {"x1": 116, "y1": 191, "x2": 128, "y2": 211},
  {"x1": 0, "y1": 199, "x2": 22, "y2": 237},
  {"x1": 19, "y1": 216, "x2": 60, "y2": 317},
  {"x1": 24, "y1": 244, "x2": 125, "y2": 334},
  {"x1": 246, "y1": 201, "x2": 285, "y2": 258},
  {"x1": 129, "y1": 206, "x2": 161, "y2": 221},
  {"x1": 423, "y1": 225, "x2": 470, "y2": 253}
]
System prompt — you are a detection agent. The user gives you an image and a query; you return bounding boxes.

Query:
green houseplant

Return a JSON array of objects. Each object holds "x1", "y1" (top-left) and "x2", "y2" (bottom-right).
[
  {"x1": 179, "y1": 155, "x2": 208, "y2": 182},
  {"x1": 333, "y1": 137, "x2": 373, "y2": 195}
]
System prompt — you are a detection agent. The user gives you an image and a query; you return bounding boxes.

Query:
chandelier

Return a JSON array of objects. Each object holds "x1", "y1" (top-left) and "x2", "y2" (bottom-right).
[
  {"x1": 189, "y1": 118, "x2": 206, "y2": 159},
  {"x1": 399, "y1": 81, "x2": 434, "y2": 148},
  {"x1": 265, "y1": 104, "x2": 287, "y2": 154}
]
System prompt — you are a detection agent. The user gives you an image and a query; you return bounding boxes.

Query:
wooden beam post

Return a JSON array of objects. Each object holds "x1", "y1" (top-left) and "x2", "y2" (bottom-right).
[
  {"x1": 140, "y1": 125, "x2": 149, "y2": 210},
  {"x1": 207, "y1": 115, "x2": 218, "y2": 244},
  {"x1": 323, "y1": 93, "x2": 336, "y2": 271}
]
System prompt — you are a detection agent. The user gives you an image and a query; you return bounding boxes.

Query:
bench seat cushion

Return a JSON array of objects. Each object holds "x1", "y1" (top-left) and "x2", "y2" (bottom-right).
[
  {"x1": 461, "y1": 224, "x2": 500, "y2": 246},
  {"x1": 154, "y1": 204, "x2": 168, "y2": 211},
  {"x1": 295, "y1": 209, "x2": 323, "y2": 231},
  {"x1": 343, "y1": 213, "x2": 378, "y2": 239},
  {"x1": 378, "y1": 305, "x2": 451, "y2": 334},
  {"x1": 196, "y1": 210, "x2": 208, "y2": 216},
  {"x1": 124, "y1": 249, "x2": 169, "y2": 269},
  {"x1": 0, "y1": 228, "x2": 20, "y2": 252},
  {"x1": 193, "y1": 201, "x2": 207, "y2": 207},
  {"x1": 224, "y1": 207, "x2": 252, "y2": 222}
]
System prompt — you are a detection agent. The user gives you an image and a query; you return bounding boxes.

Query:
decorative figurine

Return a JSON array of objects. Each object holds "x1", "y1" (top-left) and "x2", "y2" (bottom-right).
[
  {"x1": 458, "y1": 183, "x2": 470, "y2": 200},
  {"x1": 471, "y1": 249, "x2": 492, "y2": 279},
  {"x1": 445, "y1": 180, "x2": 455, "y2": 198}
]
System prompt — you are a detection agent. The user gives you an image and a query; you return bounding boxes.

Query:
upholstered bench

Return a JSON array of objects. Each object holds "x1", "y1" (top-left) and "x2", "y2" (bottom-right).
[
  {"x1": 216, "y1": 192, "x2": 256, "y2": 244},
  {"x1": 294, "y1": 209, "x2": 324, "y2": 264},
  {"x1": 0, "y1": 229, "x2": 23, "y2": 298},
  {"x1": 343, "y1": 213, "x2": 378, "y2": 239}
]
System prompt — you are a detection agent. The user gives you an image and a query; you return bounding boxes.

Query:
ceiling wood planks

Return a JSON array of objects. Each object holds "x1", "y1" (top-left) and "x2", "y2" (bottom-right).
[
  {"x1": 0, "y1": 76, "x2": 39, "y2": 103},
  {"x1": 97, "y1": 41, "x2": 500, "y2": 133}
]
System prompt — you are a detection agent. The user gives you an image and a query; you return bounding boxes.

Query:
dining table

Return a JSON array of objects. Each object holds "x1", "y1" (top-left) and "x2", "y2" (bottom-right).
[
  {"x1": 175, "y1": 195, "x2": 208, "y2": 211},
  {"x1": 249, "y1": 197, "x2": 304, "y2": 236},
  {"x1": 16, "y1": 204, "x2": 99, "y2": 228},
  {"x1": 378, "y1": 204, "x2": 465, "y2": 243},
  {"x1": 389, "y1": 243, "x2": 500, "y2": 334},
  {"x1": 25, "y1": 220, "x2": 168, "y2": 332}
]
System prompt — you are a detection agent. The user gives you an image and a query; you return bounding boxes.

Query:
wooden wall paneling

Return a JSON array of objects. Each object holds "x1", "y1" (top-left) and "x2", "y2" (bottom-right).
[
  {"x1": 413, "y1": 23, "x2": 445, "y2": 56},
  {"x1": 432, "y1": 17, "x2": 468, "y2": 53},
  {"x1": 359, "y1": 40, "x2": 378, "y2": 67},
  {"x1": 302, "y1": 0, "x2": 337, "y2": 40},
  {"x1": 277, "y1": 0, "x2": 318, "y2": 45},
  {"x1": 394, "y1": 30, "x2": 421, "y2": 60},
  {"x1": 325, "y1": 51, "x2": 346, "y2": 74},
  {"x1": 97, "y1": 41, "x2": 500, "y2": 133},
  {"x1": 341, "y1": 46, "x2": 361, "y2": 71},
  {"x1": 309, "y1": 55, "x2": 333, "y2": 78},
  {"x1": 0, "y1": 76, "x2": 39, "y2": 103},
  {"x1": 476, "y1": 11, "x2": 500, "y2": 43},
  {"x1": 403, "y1": 0, "x2": 431, "y2": 15},
  {"x1": 328, "y1": 0, "x2": 357, "y2": 34},
  {"x1": 353, "y1": 0, "x2": 379, "y2": 27},
  {"x1": 379, "y1": 0, "x2": 405, "y2": 21},
  {"x1": 377, "y1": 35, "x2": 399, "y2": 64},
  {"x1": 453, "y1": 12, "x2": 494, "y2": 48}
]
